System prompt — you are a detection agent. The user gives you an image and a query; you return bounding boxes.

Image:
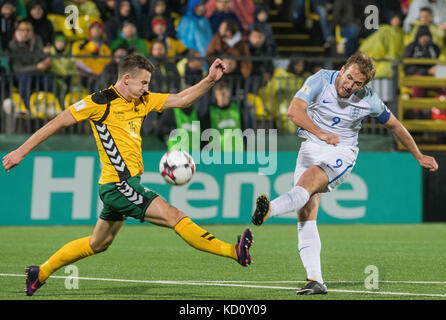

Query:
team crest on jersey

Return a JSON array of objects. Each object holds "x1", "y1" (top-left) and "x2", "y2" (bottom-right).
[
  {"x1": 301, "y1": 84, "x2": 311, "y2": 96},
  {"x1": 350, "y1": 106, "x2": 362, "y2": 119}
]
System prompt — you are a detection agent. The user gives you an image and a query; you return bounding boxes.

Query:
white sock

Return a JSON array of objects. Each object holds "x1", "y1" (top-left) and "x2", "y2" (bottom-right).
[
  {"x1": 297, "y1": 220, "x2": 323, "y2": 284},
  {"x1": 269, "y1": 186, "x2": 310, "y2": 218}
]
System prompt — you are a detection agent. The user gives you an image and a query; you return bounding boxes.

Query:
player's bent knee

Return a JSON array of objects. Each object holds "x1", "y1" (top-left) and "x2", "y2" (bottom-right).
[
  {"x1": 144, "y1": 197, "x2": 187, "y2": 228},
  {"x1": 90, "y1": 238, "x2": 114, "y2": 253},
  {"x1": 297, "y1": 166, "x2": 329, "y2": 194},
  {"x1": 166, "y1": 205, "x2": 187, "y2": 228},
  {"x1": 91, "y1": 243, "x2": 110, "y2": 253}
]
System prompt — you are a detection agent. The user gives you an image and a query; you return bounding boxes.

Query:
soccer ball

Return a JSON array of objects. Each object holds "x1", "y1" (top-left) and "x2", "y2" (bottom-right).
[{"x1": 159, "y1": 150, "x2": 195, "y2": 186}]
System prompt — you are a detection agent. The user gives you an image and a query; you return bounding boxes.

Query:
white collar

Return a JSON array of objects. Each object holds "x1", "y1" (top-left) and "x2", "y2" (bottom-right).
[{"x1": 224, "y1": 32, "x2": 242, "y2": 47}]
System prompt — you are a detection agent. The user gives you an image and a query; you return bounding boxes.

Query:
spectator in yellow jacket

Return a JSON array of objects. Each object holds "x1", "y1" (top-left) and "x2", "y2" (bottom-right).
[
  {"x1": 146, "y1": 17, "x2": 188, "y2": 59},
  {"x1": 404, "y1": 7, "x2": 445, "y2": 60},
  {"x1": 64, "y1": 0, "x2": 101, "y2": 17},
  {"x1": 48, "y1": 32, "x2": 80, "y2": 106},
  {"x1": 257, "y1": 58, "x2": 311, "y2": 133},
  {"x1": 72, "y1": 21, "x2": 112, "y2": 75},
  {"x1": 359, "y1": 14, "x2": 405, "y2": 78}
]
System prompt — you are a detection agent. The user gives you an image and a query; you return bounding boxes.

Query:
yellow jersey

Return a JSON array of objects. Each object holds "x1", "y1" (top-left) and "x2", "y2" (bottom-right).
[{"x1": 68, "y1": 86, "x2": 169, "y2": 184}]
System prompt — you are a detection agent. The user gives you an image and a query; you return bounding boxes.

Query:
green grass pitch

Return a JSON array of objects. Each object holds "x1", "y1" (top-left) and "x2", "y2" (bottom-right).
[{"x1": 0, "y1": 223, "x2": 445, "y2": 300}]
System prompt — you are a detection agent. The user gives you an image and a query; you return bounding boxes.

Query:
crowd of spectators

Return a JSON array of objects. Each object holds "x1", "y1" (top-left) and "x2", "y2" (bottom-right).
[{"x1": 1, "y1": 0, "x2": 446, "y2": 140}]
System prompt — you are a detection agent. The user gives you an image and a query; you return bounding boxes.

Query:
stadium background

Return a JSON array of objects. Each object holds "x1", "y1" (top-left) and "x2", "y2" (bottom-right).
[
  {"x1": 1, "y1": 0, "x2": 445, "y2": 224},
  {"x1": 1, "y1": 0, "x2": 446, "y2": 302}
]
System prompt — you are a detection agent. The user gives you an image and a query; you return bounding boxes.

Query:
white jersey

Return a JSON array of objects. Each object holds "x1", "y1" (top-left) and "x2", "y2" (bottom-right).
[{"x1": 294, "y1": 69, "x2": 391, "y2": 148}]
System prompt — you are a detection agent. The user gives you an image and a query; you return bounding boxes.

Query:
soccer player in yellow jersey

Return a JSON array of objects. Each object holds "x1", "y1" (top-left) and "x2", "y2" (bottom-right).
[{"x1": 2, "y1": 53, "x2": 253, "y2": 296}]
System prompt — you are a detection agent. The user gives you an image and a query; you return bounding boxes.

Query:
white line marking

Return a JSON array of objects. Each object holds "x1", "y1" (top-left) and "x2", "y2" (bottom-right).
[{"x1": 1, "y1": 274, "x2": 445, "y2": 298}]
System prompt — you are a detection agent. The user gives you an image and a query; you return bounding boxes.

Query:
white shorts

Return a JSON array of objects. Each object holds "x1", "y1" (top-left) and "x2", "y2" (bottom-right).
[{"x1": 293, "y1": 141, "x2": 358, "y2": 192}]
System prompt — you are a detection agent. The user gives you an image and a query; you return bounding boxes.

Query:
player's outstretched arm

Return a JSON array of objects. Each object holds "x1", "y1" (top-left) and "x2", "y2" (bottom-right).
[
  {"x1": 287, "y1": 97, "x2": 340, "y2": 146},
  {"x1": 384, "y1": 113, "x2": 438, "y2": 172},
  {"x1": 162, "y1": 58, "x2": 227, "y2": 110},
  {"x1": 2, "y1": 109, "x2": 77, "y2": 172}
]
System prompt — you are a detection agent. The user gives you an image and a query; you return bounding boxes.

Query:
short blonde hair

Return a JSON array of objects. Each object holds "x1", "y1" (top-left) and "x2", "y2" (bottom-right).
[{"x1": 344, "y1": 52, "x2": 376, "y2": 84}]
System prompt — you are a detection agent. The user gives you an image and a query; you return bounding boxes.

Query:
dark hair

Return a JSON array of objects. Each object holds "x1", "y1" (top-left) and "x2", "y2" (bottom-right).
[
  {"x1": 113, "y1": 42, "x2": 130, "y2": 54},
  {"x1": 250, "y1": 26, "x2": 265, "y2": 35},
  {"x1": 222, "y1": 18, "x2": 239, "y2": 34},
  {"x1": 118, "y1": 53, "x2": 155, "y2": 79},
  {"x1": 151, "y1": 39, "x2": 167, "y2": 50},
  {"x1": 419, "y1": 6, "x2": 433, "y2": 14},
  {"x1": 214, "y1": 80, "x2": 230, "y2": 91},
  {"x1": 16, "y1": 19, "x2": 33, "y2": 30}
]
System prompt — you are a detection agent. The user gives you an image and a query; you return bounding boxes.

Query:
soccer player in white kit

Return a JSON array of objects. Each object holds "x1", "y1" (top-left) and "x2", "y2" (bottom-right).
[{"x1": 251, "y1": 52, "x2": 439, "y2": 295}]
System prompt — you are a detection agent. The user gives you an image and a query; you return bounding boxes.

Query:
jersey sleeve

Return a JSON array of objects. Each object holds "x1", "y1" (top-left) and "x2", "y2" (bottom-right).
[
  {"x1": 294, "y1": 70, "x2": 327, "y2": 104},
  {"x1": 142, "y1": 92, "x2": 170, "y2": 113},
  {"x1": 68, "y1": 94, "x2": 106, "y2": 122},
  {"x1": 367, "y1": 90, "x2": 391, "y2": 124}
]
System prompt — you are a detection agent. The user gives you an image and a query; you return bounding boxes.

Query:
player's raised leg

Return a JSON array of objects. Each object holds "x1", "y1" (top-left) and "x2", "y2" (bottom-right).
[
  {"x1": 295, "y1": 193, "x2": 327, "y2": 295},
  {"x1": 252, "y1": 165, "x2": 328, "y2": 225},
  {"x1": 144, "y1": 197, "x2": 253, "y2": 266},
  {"x1": 26, "y1": 218, "x2": 124, "y2": 296}
]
